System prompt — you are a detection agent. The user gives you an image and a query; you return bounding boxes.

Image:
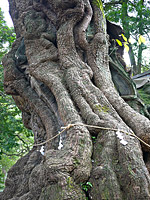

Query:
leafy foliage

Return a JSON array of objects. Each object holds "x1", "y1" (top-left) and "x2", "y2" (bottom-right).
[
  {"x1": 81, "y1": 181, "x2": 93, "y2": 192},
  {"x1": 138, "y1": 88, "x2": 150, "y2": 106},
  {"x1": 0, "y1": 9, "x2": 15, "y2": 58},
  {"x1": 115, "y1": 33, "x2": 145, "y2": 52},
  {"x1": 103, "y1": 0, "x2": 150, "y2": 74},
  {"x1": 0, "y1": 8, "x2": 33, "y2": 191}
]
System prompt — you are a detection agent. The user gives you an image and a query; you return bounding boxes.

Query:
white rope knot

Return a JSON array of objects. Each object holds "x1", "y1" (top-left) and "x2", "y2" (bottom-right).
[
  {"x1": 61, "y1": 123, "x2": 75, "y2": 130},
  {"x1": 66, "y1": 124, "x2": 75, "y2": 129}
]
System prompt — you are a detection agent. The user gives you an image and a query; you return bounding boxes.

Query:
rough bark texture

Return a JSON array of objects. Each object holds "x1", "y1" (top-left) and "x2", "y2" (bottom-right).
[{"x1": 1, "y1": 0, "x2": 150, "y2": 199}]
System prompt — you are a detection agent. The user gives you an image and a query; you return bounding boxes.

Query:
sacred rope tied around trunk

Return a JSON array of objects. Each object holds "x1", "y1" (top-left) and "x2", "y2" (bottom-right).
[{"x1": 34, "y1": 123, "x2": 150, "y2": 150}]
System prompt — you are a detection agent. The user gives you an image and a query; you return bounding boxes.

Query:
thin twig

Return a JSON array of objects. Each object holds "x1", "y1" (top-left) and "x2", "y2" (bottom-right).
[{"x1": 15, "y1": 134, "x2": 30, "y2": 151}]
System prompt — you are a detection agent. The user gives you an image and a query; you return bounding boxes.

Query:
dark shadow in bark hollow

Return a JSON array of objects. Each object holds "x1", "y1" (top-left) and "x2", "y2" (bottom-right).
[{"x1": 1, "y1": 0, "x2": 150, "y2": 199}]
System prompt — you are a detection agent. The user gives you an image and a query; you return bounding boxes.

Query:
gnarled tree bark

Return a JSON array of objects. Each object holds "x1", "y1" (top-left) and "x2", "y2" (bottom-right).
[{"x1": 1, "y1": 0, "x2": 150, "y2": 199}]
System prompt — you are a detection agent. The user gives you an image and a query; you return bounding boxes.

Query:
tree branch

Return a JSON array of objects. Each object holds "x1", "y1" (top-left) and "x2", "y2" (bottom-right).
[
  {"x1": 103, "y1": 0, "x2": 122, "y2": 6},
  {"x1": 14, "y1": 134, "x2": 30, "y2": 151},
  {"x1": 2, "y1": 150, "x2": 26, "y2": 157}
]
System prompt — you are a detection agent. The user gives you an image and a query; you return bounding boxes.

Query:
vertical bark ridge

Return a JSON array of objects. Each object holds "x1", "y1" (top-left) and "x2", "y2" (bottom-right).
[
  {"x1": 1, "y1": 0, "x2": 150, "y2": 199},
  {"x1": 87, "y1": 23, "x2": 150, "y2": 148},
  {"x1": 75, "y1": 0, "x2": 93, "y2": 51}
]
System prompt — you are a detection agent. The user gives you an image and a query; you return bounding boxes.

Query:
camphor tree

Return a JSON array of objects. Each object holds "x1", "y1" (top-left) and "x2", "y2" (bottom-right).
[{"x1": 1, "y1": 0, "x2": 150, "y2": 199}]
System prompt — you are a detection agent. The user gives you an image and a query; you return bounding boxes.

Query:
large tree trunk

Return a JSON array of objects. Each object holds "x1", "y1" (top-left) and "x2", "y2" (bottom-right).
[{"x1": 1, "y1": 0, "x2": 150, "y2": 199}]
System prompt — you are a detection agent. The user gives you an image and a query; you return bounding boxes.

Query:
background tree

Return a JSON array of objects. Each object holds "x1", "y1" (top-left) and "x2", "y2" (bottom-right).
[
  {"x1": 0, "y1": 8, "x2": 33, "y2": 191},
  {"x1": 1, "y1": 0, "x2": 150, "y2": 199},
  {"x1": 103, "y1": 0, "x2": 150, "y2": 75}
]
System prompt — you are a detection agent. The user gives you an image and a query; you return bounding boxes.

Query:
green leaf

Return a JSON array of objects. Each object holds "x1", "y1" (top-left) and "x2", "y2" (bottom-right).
[
  {"x1": 121, "y1": 34, "x2": 127, "y2": 42},
  {"x1": 86, "y1": 182, "x2": 93, "y2": 187},
  {"x1": 116, "y1": 39, "x2": 122, "y2": 46},
  {"x1": 138, "y1": 35, "x2": 146, "y2": 45}
]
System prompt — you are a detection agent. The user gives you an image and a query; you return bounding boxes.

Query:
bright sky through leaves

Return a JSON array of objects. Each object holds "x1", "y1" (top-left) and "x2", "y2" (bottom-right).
[{"x1": 0, "y1": 0, "x2": 13, "y2": 27}]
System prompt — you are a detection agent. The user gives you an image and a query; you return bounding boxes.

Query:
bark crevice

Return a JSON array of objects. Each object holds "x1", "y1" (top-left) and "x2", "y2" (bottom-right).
[{"x1": 1, "y1": 0, "x2": 150, "y2": 199}]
